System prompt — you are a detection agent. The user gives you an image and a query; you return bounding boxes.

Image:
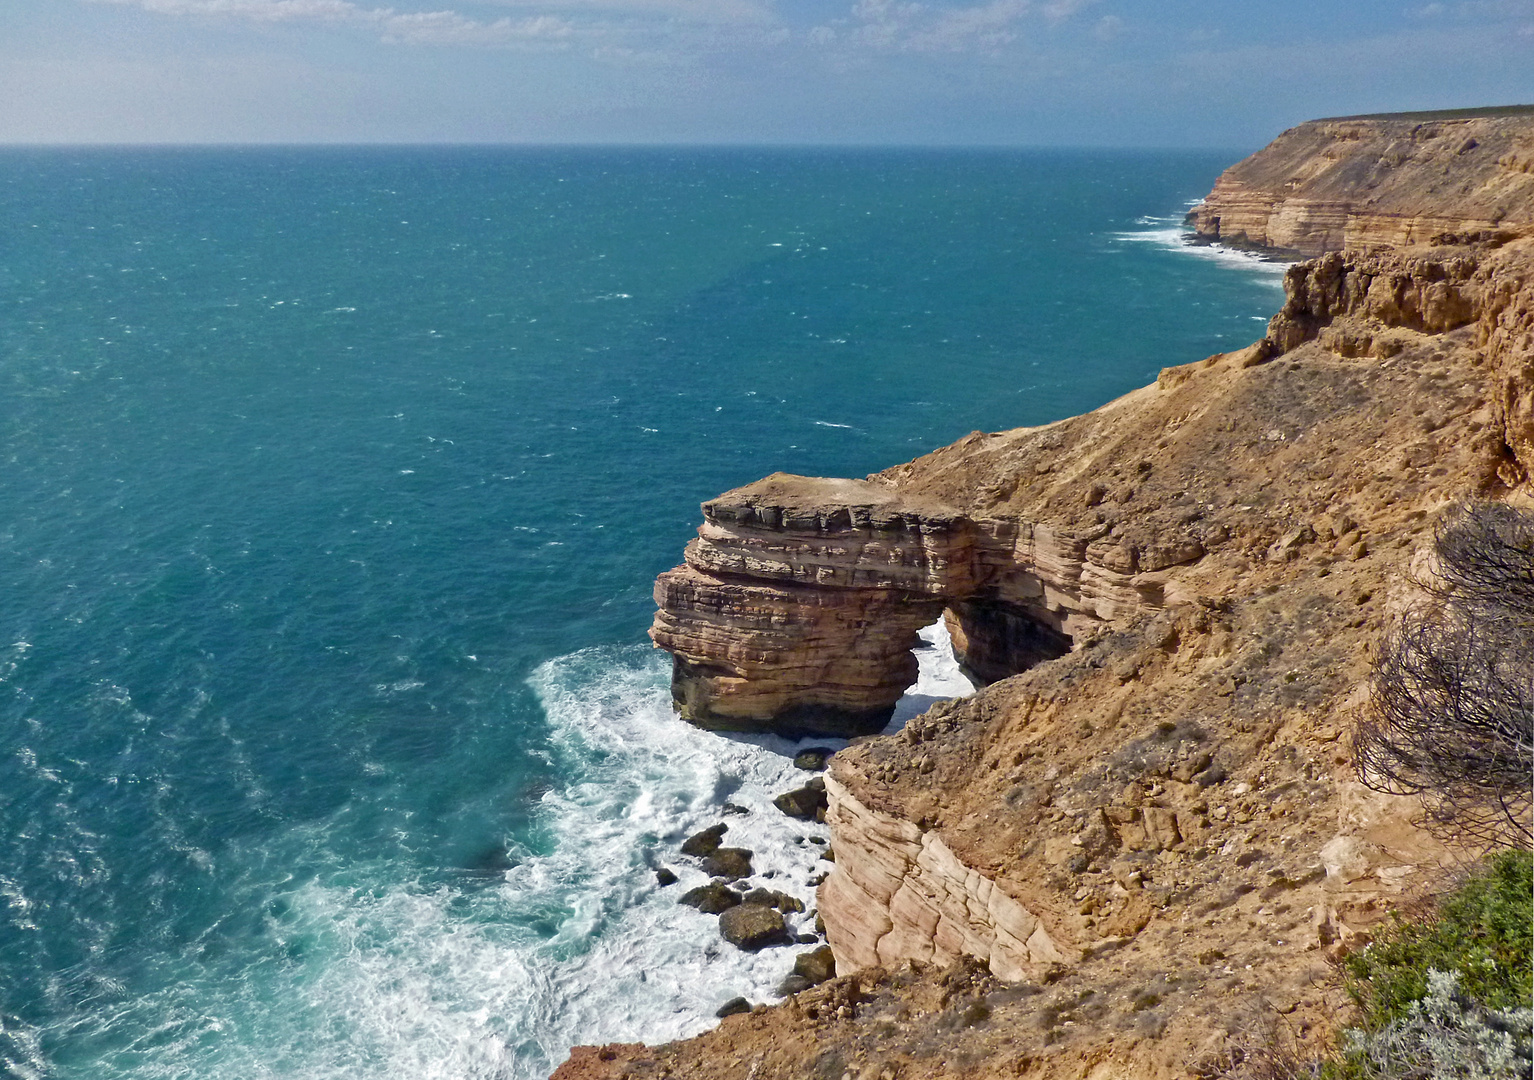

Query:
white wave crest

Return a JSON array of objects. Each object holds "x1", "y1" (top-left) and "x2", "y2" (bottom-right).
[{"x1": 1112, "y1": 224, "x2": 1290, "y2": 278}]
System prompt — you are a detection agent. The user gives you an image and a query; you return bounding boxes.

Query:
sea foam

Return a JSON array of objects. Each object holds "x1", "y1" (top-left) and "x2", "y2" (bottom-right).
[
  {"x1": 492, "y1": 619, "x2": 971, "y2": 1071},
  {"x1": 1112, "y1": 217, "x2": 1290, "y2": 277}
]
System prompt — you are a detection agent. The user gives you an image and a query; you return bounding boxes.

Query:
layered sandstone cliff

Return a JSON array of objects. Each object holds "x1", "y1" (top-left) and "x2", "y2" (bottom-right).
[
  {"x1": 567, "y1": 238, "x2": 1533, "y2": 1080},
  {"x1": 651, "y1": 239, "x2": 1534, "y2": 738},
  {"x1": 1189, "y1": 108, "x2": 1534, "y2": 257},
  {"x1": 558, "y1": 127, "x2": 1534, "y2": 1080},
  {"x1": 649, "y1": 473, "x2": 1197, "y2": 736}
]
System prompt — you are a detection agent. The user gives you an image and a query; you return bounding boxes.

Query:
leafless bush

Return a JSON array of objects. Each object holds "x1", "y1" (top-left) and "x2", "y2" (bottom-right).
[
  {"x1": 1354, "y1": 503, "x2": 1534, "y2": 848},
  {"x1": 1432, "y1": 502, "x2": 1534, "y2": 627},
  {"x1": 1192, "y1": 1006, "x2": 1327, "y2": 1080}
]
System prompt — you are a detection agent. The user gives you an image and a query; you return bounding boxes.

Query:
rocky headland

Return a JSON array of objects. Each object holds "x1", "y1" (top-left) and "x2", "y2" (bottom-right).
[
  {"x1": 554, "y1": 111, "x2": 1534, "y2": 1080},
  {"x1": 1188, "y1": 106, "x2": 1534, "y2": 257}
]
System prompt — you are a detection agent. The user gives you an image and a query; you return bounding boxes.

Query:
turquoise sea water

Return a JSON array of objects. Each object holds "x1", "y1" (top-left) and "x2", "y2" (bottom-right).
[{"x1": 0, "y1": 147, "x2": 1284, "y2": 1079}]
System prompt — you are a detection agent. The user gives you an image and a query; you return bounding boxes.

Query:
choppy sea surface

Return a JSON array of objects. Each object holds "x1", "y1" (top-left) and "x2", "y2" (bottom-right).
[{"x1": 0, "y1": 147, "x2": 1284, "y2": 1079}]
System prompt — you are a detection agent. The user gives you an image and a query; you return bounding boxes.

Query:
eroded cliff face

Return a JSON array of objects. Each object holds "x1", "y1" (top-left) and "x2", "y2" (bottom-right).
[
  {"x1": 653, "y1": 241, "x2": 1534, "y2": 737},
  {"x1": 819, "y1": 769, "x2": 1069, "y2": 982},
  {"x1": 650, "y1": 459, "x2": 1211, "y2": 735},
  {"x1": 563, "y1": 238, "x2": 1534, "y2": 1080},
  {"x1": 1188, "y1": 111, "x2": 1534, "y2": 257}
]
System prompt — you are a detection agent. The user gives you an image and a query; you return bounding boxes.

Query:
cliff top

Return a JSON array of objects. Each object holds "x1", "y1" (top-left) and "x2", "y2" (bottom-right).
[
  {"x1": 1189, "y1": 110, "x2": 1534, "y2": 256},
  {"x1": 1316, "y1": 104, "x2": 1534, "y2": 122}
]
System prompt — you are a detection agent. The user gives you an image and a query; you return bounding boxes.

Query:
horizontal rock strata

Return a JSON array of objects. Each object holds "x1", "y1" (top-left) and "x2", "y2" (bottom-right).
[
  {"x1": 818, "y1": 772, "x2": 1067, "y2": 982},
  {"x1": 566, "y1": 98, "x2": 1534, "y2": 1079},
  {"x1": 652, "y1": 233, "x2": 1534, "y2": 737},
  {"x1": 650, "y1": 474, "x2": 1208, "y2": 734},
  {"x1": 568, "y1": 239, "x2": 1532, "y2": 1080},
  {"x1": 1189, "y1": 111, "x2": 1534, "y2": 257}
]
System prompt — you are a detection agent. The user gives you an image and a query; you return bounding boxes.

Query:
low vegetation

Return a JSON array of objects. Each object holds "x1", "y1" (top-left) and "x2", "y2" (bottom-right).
[
  {"x1": 1215, "y1": 503, "x2": 1533, "y2": 1080},
  {"x1": 1335, "y1": 848, "x2": 1532, "y2": 1080}
]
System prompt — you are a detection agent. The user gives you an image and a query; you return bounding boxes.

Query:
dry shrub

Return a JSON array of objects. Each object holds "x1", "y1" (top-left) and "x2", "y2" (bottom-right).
[{"x1": 1354, "y1": 502, "x2": 1534, "y2": 848}]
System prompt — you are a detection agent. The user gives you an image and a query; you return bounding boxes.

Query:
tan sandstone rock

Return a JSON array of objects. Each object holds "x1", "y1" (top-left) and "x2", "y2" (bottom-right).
[
  {"x1": 1189, "y1": 109, "x2": 1534, "y2": 257},
  {"x1": 561, "y1": 116, "x2": 1534, "y2": 1080}
]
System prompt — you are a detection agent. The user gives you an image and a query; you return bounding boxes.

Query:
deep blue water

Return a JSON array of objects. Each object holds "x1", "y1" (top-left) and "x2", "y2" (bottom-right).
[{"x1": 0, "y1": 147, "x2": 1283, "y2": 1079}]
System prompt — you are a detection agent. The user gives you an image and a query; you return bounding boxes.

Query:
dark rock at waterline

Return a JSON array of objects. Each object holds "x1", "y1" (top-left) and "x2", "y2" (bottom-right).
[
  {"x1": 722, "y1": 802, "x2": 750, "y2": 816},
  {"x1": 773, "y1": 777, "x2": 828, "y2": 820},
  {"x1": 681, "y1": 823, "x2": 728, "y2": 857},
  {"x1": 701, "y1": 847, "x2": 753, "y2": 880},
  {"x1": 796, "y1": 932, "x2": 820, "y2": 944},
  {"x1": 775, "y1": 974, "x2": 813, "y2": 997},
  {"x1": 794, "y1": 945, "x2": 837, "y2": 985},
  {"x1": 793, "y1": 747, "x2": 835, "y2": 771},
  {"x1": 655, "y1": 867, "x2": 678, "y2": 887},
  {"x1": 718, "y1": 904, "x2": 790, "y2": 950},
  {"x1": 715, "y1": 996, "x2": 751, "y2": 1018},
  {"x1": 742, "y1": 887, "x2": 804, "y2": 913},
  {"x1": 680, "y1": 883, "x2": 743, "y2": 914}
]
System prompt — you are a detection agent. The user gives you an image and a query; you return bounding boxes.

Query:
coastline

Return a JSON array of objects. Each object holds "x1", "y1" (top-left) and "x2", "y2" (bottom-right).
[{"x1": 556, "y1": 109, "x2": 1534, "y2": 1080}]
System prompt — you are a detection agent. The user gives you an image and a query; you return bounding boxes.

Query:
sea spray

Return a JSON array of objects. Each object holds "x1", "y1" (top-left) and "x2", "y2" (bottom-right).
[
  {"x1": 508, "y1": 620, "x2": 974, "y2": 1068},
  {"x1": 1112, "y1": 213, "x2": 1293, "y2": 277}
]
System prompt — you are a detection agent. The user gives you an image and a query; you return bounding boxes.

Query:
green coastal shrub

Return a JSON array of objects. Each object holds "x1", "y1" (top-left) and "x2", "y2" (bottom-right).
[
  {"x1": 1333, "y1": 848, "x2": 1533, "y2": 1080},
  {"x1": 1340, "y1": 969, "x2": 1531, "y2": 1080}
]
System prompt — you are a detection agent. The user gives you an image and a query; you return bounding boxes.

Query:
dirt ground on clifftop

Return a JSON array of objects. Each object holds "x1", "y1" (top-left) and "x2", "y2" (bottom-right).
[{"x1": 553, "y1": 242, "x2": 1533, "y2": 1080}]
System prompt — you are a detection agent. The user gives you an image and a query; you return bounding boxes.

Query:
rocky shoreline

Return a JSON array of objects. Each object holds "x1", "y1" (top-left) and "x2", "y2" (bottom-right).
[{"x1": 554, "y1": 109, "x2": 1534, "y2": 1080}]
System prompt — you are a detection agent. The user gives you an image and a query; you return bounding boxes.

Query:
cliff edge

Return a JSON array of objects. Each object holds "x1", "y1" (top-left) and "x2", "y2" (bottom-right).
[
  {"x1": 1188, "y1": 107, "x2": 1534, "y2": 257},
  {"x1": 555, "y1": 120, "x2": 1534, "y2": 1080}
]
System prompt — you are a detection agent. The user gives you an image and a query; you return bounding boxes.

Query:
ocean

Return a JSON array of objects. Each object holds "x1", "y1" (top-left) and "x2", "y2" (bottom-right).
[{"x1": 0, "y1": 147, "x2": 1284, "y2": 1079}]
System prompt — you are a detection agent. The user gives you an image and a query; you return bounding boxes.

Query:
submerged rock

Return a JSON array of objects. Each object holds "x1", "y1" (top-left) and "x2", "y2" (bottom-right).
[
  {"x1": 793, "y1": 747, "x2": 835, "y2": 771},
  {"x1": 679, "y1": 883, "x2": 743, "y2": 914},
  {"x1": 793, "y1": 945, "x2": 837, "y2": 985},
  {"x1": 700, "y1": 847, "x2": 754, "y2": 880},
  {"x1": 773, "y1": 777, "x2": 828, "y2": 821},
  {"x1": 742, "y1": 887, "x2": 804, "y2": 913},
  {"x1": 775, "y1": 974, "x2": 813, "y2": 997},
  {"x1": 718, "y1": 904, "x2": 790, "y2": 951},
  {"x1": 680, "y1": 823, "x2": 728, "y2": 857}
]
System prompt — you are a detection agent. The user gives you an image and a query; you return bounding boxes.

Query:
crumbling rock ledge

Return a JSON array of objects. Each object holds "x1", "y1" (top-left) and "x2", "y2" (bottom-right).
[
  {"x1": 652, "y1": 240, "x2": 1534, "y2": 737},
  {"x1": 562, "y1": 115, "x2": 1534, "y2": 1079},
  {"x1": 1188, "y1": 109, "x2": 1534, "y2": 258},
  {"x1": 818, "y1": 771, "x2": 1068, "y2": 981}
]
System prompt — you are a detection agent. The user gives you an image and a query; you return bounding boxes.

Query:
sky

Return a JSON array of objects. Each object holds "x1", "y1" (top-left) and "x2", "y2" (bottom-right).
[{"x1": 1, "y1": 0, "x2": 1532, "y2": 146}]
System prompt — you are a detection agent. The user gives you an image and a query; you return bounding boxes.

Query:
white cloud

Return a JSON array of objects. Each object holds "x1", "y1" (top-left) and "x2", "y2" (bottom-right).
[
  {"x1": 87, "y1": 0, "x2": 577, "y2": 46},
  {"x1": 487, "y1": 0, "x2": 775, "y2": 25},
  {"x1": 113, "y1": 0, "x2": 369, "y2": 19},
  {"x1": 379, "y1": 10, "x2": 573, "y2": 43},
  {"x1": 1090, "y1": 12, "x2": 1121, "y2": 39},
  {"x1": 906, "y1": 0, "x2": 1032, "y2": 51},
  {"x1": 1409, "y1": 0, "x2": 1534, "y2": 17},
  {"x1": 1037, "y1": 0, "x2": 1093, "y2": 21},
  {"x1": 812, "y1": 0, "x2": 1046, "y2": 52}
]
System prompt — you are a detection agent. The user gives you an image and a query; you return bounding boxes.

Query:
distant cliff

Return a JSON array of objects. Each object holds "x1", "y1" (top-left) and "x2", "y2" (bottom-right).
[{"x1": 1189, "y1": 107, "x2": 1534, "y2": 257}]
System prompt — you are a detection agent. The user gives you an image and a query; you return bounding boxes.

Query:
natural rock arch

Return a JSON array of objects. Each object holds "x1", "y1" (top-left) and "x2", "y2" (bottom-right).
[{"x1": 649, "y1": 473, "x2": 1184, "y2": 737}]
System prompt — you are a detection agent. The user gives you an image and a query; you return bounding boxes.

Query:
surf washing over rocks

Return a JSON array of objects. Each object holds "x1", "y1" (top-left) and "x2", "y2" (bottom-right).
[{"x1": 0, "y1": 147, "x2": 1288, "y2": 1080}]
